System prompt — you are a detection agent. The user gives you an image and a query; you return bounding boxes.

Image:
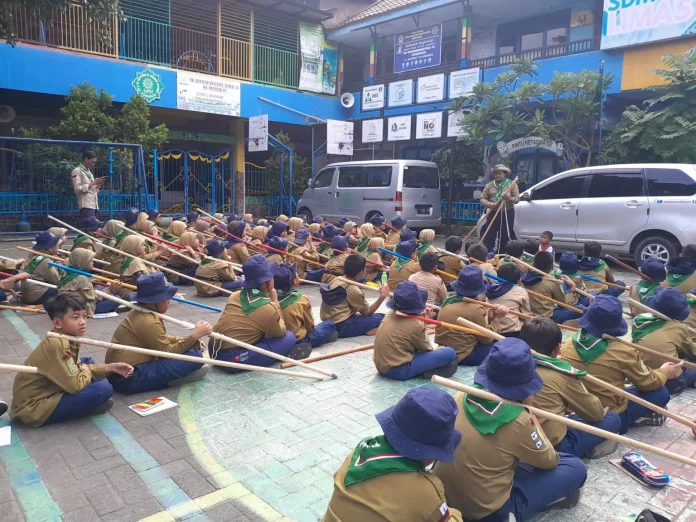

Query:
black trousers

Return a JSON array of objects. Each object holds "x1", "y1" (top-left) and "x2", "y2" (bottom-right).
[
  {"x1": 482, "y1": 206, "x2": 516, "y2": 254},
  {"x1": 79, "y1": 207, "x2": 97, "y2": 220}
]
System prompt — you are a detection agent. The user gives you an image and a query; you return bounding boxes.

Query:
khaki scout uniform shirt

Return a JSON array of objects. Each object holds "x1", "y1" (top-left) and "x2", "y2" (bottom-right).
[
  {"x1": 322, "y1": 254, "x2": 348, "y2": 284},
  {"x1": 477, "y1": 262, "x2": 497, "y2": 283},
  {"x1": 323, "y1": 452, "x2": 463, "y2": 522},
  {"x1": 577, "y1": 264, "x2": 615, "y2": 294},
  {"x1": 108, "y1": 310, "x2": 199, "y2": 366},
  {"x1": 214, "y1": 290, "x2": 287, "y2": 346},
  {"x1": 488, "y1": 285, "x2": 531, "y2": 334},
  {"x1": 21, "y1": 255, "x2": 61, "y2": 304},
  {"x1": 11, "y1": 335, "x2": 107, "y2": 427},
  {"x1": 228, "y1": 243, "x2": 251, "y2": 265},
  {"x1": 71, "y1": 165, "x2": 99, "y2": 210},
  {"x1": 525, "y1": 276, "x2": 575, "y2": 318},
  {"x1": 387, "y1": 260, "x2": 420, "y2": 292},
  {"x1": 635, "y1": 321, "x2": 696, "y2": 370},
  {"x1": 60, "y1": 275, "x2": 98, "y2": 317},
  {"x1": 320, "y1": 279, "x2": 371, "y2": 324},
  {"x1": 364, "y1": 252, "x2": 383, "y2": 283},
  {"x1": 265, "y1": 253, "x2": 285, "y2": 265},
  {"x1": 290, "y1": 246, "x2": 320, "y2": 281},
  {"x1": 373, "y1": 311, "x2": 433, "y2": 373},
  {"x1": 662, "y1": 272, "x2": 696, "y2": 329},
  {"x1": 480, "y1": 180, "x2": 520, "y2": 211},
  {"x1": 194, "y1": 259, "x2": 236, "y2": 297},
  {"x1": 385, "y1": 230, "x2": 401, "y2": 249},
  {"x1": 534, "y1": 366, "x2": 607, "y2": 445},
  {"x1": 280, "y1": 295, "x2": 314, "y2": 342},
  {"x1": 434, "y1": 393, "x2": 559, "y2": 520},
  {"x1": 562, "y1": 338, "x2": 668, "y2": 414},
  {"x1": 435, "y1": 300, "x2": 495, "y2": 363},
  {"x1": 408, "y1": 271, "x2": 448, "y2": 306},
  {"x1": 441, "y1": 255, "x2": 464, "y2": 279}
]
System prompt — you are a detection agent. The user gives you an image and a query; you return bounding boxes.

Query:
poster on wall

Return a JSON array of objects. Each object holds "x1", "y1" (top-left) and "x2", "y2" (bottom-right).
[
  {"x1": 601, "y1": 0, "x2": 696, "y2": 50},
  {"x1": 323, "y1": 42, "x2": 338, "y2": 95},
  {"x1": 362, "y1": 84, "x2": 385, "y2": 110},
  {"x1": 417, "y1": 74, "x2": 445, "y2": 103},
  {"x1": 327, "y1": 119, "x2": 354, "y2": 155},
  {"x1": 415, "y1": 112, "x2": 443, "y2": 139},
  {"x1": 388, "y1": 79, "x2": 413, "y2": 107},
  {"x1": 449, "y1": 68, "x2": 480, "y2": 99},
  {"x1": 387, "y1": 115, "x2": 412, "y2": 141},
  {"x1": 248, "y1": 115, "x2": 268, "y2": 152},
  {"x1": 394, "y1": 24, "x2": 442, "y2": 73},
  {"x1": 299, "y1": 23, "x2": 324, "y2": 93},
  {"x1": 362, "y1": 119, "x2": 384, "y2": 143},
  {"x1": 447, "y1": 110, "x2": 467, "y2": 137},
  {"x1": 176, "y1": 71, "x2": 240, "y2": 116}
]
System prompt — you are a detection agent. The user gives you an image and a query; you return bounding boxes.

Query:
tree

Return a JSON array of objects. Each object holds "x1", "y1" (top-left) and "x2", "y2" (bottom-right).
[
  {"x1": 2, "y1": 0, "x2": 120, "y2": 46},
  {"x1": 264, "y1": 131, "x2": 309, "y2": 196},
  {"x1": 602, "y1": 52, "x2": 696, "y2": 164},
  {"x1": 431, "y1": 140, "x2": 485, "y2": 183}
]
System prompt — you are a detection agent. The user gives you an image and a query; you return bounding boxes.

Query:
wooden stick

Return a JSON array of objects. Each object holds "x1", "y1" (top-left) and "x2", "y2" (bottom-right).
[
  {"x1": 603, "y1": 334, "x2": 696, "y2": 371},
  {"x1": 17, "y1": 246, "x2": 64, "y2": 264},
  {"x1": 281, "y1": 343, "x2": 375, "y2": 368},
  {"x1": 460, "y1": 295, "x2": 579, "y2": 332},
  {"x1": 606, "y1": 254, "x2": 656, "y2": 284},
  {"x1": 337, "y1": 276, "x2": 441, "y2": 311},
  {"x1": 629, "y1": 298, "x2": 696, "y2": 336},
  {"x1": 47, "y1": 333, "x2": 324, "y2": 381},
  {"x1": 58, "y1": 247, "x2": 112, "y2": 267},
  {"x1": 115, "y1": 223, "x2": 195, "y2": 265},
  {"x1": 196, "y1": 207, "x2": 226, "y2": 226},
  {"x1": 0, "y1": 362, "x2": 38, "y2": 373},
  {"x1": 578, "y1": 275, "x2": 630, "y2": 291},
  {"x1": 509, "y1": 256, "x2": 594, "y2": 300},
  {"x1": 431, "y1": 376, "x2": 696, "y2": 468},
  {"x1": 436, "y1": 248, "x2": 469, "y2": 263},
  {"x1": 0, "y1": 304, "x2": 45, "y2": 314},
  {"x1": 480, "y1": 177, "x2": 519, "y2": 243},
  {"x1": 485, "y1": 271, "x2": 584, "y2": 314},
  {"x1": 397, "y1": 312, "x2": 482, "y2": 335},
  {"x1": 457, "y1": 316, "x2": 504, "y2": 340},
  {"x1": 289, "y1": 241, "x2": 329, "y2": 260}
]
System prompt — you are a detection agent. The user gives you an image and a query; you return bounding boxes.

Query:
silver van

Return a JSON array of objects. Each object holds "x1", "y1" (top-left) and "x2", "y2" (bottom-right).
[{"x1": 297, "y1": 160, "x2": 442, "y2": 228}]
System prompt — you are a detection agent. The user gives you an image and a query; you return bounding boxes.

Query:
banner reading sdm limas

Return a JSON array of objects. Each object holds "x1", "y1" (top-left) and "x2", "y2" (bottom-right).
[{"x1": 601, "y1": 0, "x2": 696, "y2": 50}]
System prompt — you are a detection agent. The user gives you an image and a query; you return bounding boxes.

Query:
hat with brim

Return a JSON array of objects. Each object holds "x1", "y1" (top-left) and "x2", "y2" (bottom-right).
[
  {"x1": 370, "y1": 214, "x2": 385, "y2": 227},
  {"x1": 186, "y1": 212, "x2": 198, "y2": 223},
  {"x1": 242, "y1": 254, "x2": 277, "y2": 288},
  {"x1": 147, "y1": 209, "x2": 160, "y2": 221},
  {"x1": 313, "y1": 215, "x2": 324, "y2": 224},
  {"x1": 376, "y1": 386, "x2": 462, "y2": 462},
  {"x1": 578, "y1": 294, "x2": 628, "y2": 338},
  {"x1": 645, "y1": 287, "x2": 690, "y2": 322},
  {"x1": 206, "y1": 239, "x2": 225, "y2": 258},
  {"x1": 640, "y1": 257, "x2": 667, "y2": 283},
  {"x1": 386, "y1": 281, "x2": 428, "y2": 315},
  {"x1": 451, "y1": 265, "x2": 486, "y2": 297},
  {"x1": 273, "y1": 262, "x2": 297, "y2": 292},
  {"x1": 474, "y1": 338, "x2": 543, "y2": 402},
  {"x1": 34, "y1": 231, "x2": 61, "y2": 250},
  {"x1": 391, "y1": 216, "x2": 406, "y2": 229},
  {"x1": 124, "y1": 208, "x2": 139, "y2": 227},
  {"x1": 294, "y1": 227, "x2": 310, "y2": 246},
  {"x1": 81, "y1": 217, "x2": 103, "y2": 232},
  {"x1": 130, "y1": 272, "x2": 179, "y2": 304}
]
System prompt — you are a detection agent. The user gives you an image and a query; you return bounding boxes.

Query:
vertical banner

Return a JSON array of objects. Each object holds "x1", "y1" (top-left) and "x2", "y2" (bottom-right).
[
  {"x1": 299, "y1": 23, "x2": 324, "y2": 93},
  {"x1": 323, "y1": 42, "x2": 338, "y2": 95},
  {"x1": 362, "y1": 119, "x2": 384, "y2": 143},
  {"x1": 415, "y1": 112, "x2": 443, "y2": 139},
  {"x1": 387, "y1": 115, "x2": 412, "y2": 141},
  {"x1": 327, "y1": 119, "x2": 354, "y2": 155},
  {"x1": 447, "y1": 110, "x2": 467, "y2": 137},
  {"x1": 248, "y1": 115, "x2": 268, "y2": 152},
  {"x1": 394, "y1": 24, "x2": 442, "y2": 73}
]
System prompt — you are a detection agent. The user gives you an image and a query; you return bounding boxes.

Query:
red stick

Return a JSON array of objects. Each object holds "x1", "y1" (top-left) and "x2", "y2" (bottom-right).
[
  {"x1": 310, "y1": 237, "x2": 386, "y2": 269},
  {"x1": 140, "y1": 231, "x2": 186, "y2": 250},
  {"x1": 605, "y1": 255, "x2": 656, "y2": 284},
  {"x1": 94, "y1": 231, "x2": 116, "y2": 241},
  {"x1": 384, "y1": 222, "x2": 399, "y2": 232}
]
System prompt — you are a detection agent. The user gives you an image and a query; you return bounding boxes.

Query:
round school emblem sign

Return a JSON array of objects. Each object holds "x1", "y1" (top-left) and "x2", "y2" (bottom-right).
[{"x1": 132, "y1": 69, "x2": 164, "y2": 104}]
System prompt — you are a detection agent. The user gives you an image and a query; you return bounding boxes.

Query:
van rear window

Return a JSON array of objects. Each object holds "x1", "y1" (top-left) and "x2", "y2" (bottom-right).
[{"x1": 403, "y1": 166, "x2": 440, "y2": 189}]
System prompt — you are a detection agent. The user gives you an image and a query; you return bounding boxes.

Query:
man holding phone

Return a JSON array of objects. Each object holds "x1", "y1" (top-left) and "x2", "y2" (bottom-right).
[{"x1": 71, "y1": 150, "x2": 105, "y2": 219}]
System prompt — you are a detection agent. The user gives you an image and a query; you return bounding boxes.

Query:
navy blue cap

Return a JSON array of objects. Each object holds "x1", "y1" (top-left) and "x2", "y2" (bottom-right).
[
  {"x1": 474, "y1": 338, "x2": 543, "y2": 402},
  {"x1": 123, "y1": 208, "x2": 139, "y2": 227},
  {"x1": 313, "y1": 215, "x2": 324, "y2": 224},
  {"x1": 131, "y1": 272, "x2": 178, "y2": 304},
  {"x1": 268, "y1": 236, "x2": 288, "y2": 252},
  {"x1": 294, "y1": 227, "x2": 310, "y2": 246},
  {"x1": 339, "y1": 217, "x2": 350, "y2": 227},
  {"x1": 242, "y1": 254, "x2": 277, "y2": 288},
  {"x1": 395, "y1": 240, "x2": 417, "y2": 258},
  {"x1": 559, "y1": 252, "x2": 579, "y2": 273},
  {"x1": 391, "y1": 216, "x2": 406, "y2": 229},
  {"x1": 331, "y1": 235, "x2": 348, "y2": 252},
  {"x1": 400, "y1": 228, "x2": 416, "y2": 242},
  {"x1": 34, "y1": 231, "x2": 61, "y2": 250},
  {"x1": 186, "y1": 212, "x2": 198, "y2": 224},
  {"x1": 578, "y1": 294, "x2": 628, "y2": 338},
  {"x1": 81, "y1": 217, "x2": 103, "y2": 232},
  {"x1": 269, "y1": 221, "x2": 288, "y2": 238},
  {"x1": 386, "y1": 281, "x2": 427, "y2": 315},
  {"x1": 370, "y1": 214, "x2": 385, "y2": 227},
  {"x1": 273, "y1": 262, "x2": 297, "y2": 292},
  {"x1": 451, "y1": 265, "x2": 486, "y2": 298},
  {"x1": 645, "y1": 287, "x2": 690, "y2": 322},
  {"x1": 147, "y1": 209, "x2": 160, "y2": 221},
  {"x1": 640, "y1": 257, "x2": 667, "y2": 283},
  {"x1": 206, "y1": 239, "x2": 225, "y2": 258},
  {"x1": 322, "y1": 224, "x2": 339, "y2": 240}
]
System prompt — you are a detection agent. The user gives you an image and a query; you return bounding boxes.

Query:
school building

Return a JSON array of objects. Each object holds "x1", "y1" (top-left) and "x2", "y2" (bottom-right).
[{"x1": 0, "y1": 0, "x2": 695, "y2": 226}]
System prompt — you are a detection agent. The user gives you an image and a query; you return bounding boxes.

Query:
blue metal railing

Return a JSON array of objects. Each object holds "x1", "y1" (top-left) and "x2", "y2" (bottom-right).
[
  {"x1": 0, "y1": 193, "x2": 155, "y2": 216},
  {"x1": 245, "y1": 163, "x2": 269, "y2": 194},
  {"x1": 119, "y1": 17, "x2": 171, "y2": 66},
  {"x1": 441, "y1": 201, "x2": 483, "y2": 222},
  {"x1": 266, "y1": 195, "x2": 299, "y2": 218}
]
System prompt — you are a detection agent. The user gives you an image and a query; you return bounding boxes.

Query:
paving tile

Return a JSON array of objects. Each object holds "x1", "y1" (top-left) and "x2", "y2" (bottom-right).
[
  {"x1": 99, "y1": 498, "x2": 164, "y2": 522},
  {"x1": 171, "y1": 469, "x2": 216, "y2": 499},
  {"x1": 70, "y1": 455, "x2": 127, "y2": 480},
  {"x1": 83, "y1": 484, "x2": 127, "y2": 516},
  {"x1": 203, "y1": 499, "x2": 243, "y2": 522},
  {"x1": 62, "y1": 505, "x2": 100, "y2": 522}
]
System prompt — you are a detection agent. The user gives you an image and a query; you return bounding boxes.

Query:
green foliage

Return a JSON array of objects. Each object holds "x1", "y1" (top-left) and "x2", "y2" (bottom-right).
[
  {"x1": 603, "y1": 52, "x2": 696, "y2": 163},
  {"x1": 264, "y1": 131, "x2": 309, "y2": 196},
  {"x1": 431, "y1": 140, "x2": 485, "y2": 183}
]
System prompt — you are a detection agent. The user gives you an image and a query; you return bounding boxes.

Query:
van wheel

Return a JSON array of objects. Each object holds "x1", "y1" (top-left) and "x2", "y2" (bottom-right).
[
  {"x1": 298, "y1": 208, "x2": 312, "y2": 223},
  {"x1": 365, "y1": 211, "x2": 383, "y2": 225},
  {"x1": 633, "y1": 236, "x2": 679, "y2": 266}
]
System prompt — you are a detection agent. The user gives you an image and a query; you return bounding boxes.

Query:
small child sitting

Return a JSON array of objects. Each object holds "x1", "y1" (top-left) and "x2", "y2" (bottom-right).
[{"x1": 578, "y1": 241, "x2": 626, "y2": 297}]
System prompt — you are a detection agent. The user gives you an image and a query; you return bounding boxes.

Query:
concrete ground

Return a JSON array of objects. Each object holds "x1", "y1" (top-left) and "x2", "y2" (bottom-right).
[{"x1": 0, "y1": 238, "x2": 695, "y2": 522}]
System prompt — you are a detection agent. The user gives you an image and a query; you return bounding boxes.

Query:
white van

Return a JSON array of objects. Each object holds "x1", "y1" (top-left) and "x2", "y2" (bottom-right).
[{"x1": 297, "y1": 160, "x2": 442, "y2": 228}]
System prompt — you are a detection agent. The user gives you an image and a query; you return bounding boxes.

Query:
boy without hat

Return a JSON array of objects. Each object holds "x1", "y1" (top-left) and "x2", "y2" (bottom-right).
[
  {"x1": 408, "y1": 252, "x2": 448, "y2": 307},
  {"x1": 467, "y1": 243, "x2": 497, "y2": 283},
  {"x1": 577, "y1": 241, "x2": 626, "y2": 297},
  {"x1": 441, "y1": 236, "x2": 466, "y2": 280},
  {"x1": 434, "y1": 338, "x2": 587, "y2": 522},
  {"x1": 195, "y1": 239, "x2": 242, "y2": 297},
  {"x1": 485, "y1": 263, "x2": 531, "y2": 338},
  {"x1": 108, "y1": 273, "x2": 212, "y2": 393},
  {"x1": 628, "y1": 257, "x2": 666, "y2": 316},
  {"x1": 387, "y1": 240, "x2": 421, "y2": 292},
  {"x1": 321, "y1": 235, "x2": 350, "y2": 284},
  {"x1": 373, "y1": 281, "x2": 457, "y2": 380},
  {"x1": 11, "y1": 293, "x2": 133, "y2": 426}
]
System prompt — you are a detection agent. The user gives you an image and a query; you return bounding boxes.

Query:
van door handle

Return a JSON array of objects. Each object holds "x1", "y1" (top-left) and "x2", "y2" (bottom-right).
[
  {"x1": 559, "y1": 202, "x2": 575, "y2": 209},
  {"x1": 335, "y1": 192, "x2": 340, "y2": 198},
  {"x1": 625, "y1": 200, "x2": 643, "y2": 207},
  {"x1": 327, "y1": 191, "x2": 332, "y2": 195}
]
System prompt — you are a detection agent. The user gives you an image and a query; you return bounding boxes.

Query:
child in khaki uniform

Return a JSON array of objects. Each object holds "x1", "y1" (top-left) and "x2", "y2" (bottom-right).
[
  {"x1": 58, "y1": 248, "x2": 120, "y2": 316},
  {"x1": 385, "y1": 215, "x2": 406, "y2": 249},
  {"x1": 225, "y1": 221, "x2": 251, "y2": 264},
  {"x1": 363, "y1": 238, "x2": 385, "y2": 283},
  {"x1": 629, "y1": 257, "x2": 666, "y2": 316},
  {"x1": 11, "y1": 293, "x2": 133, "y2": 426},
  {"x1": 194, "y1": 239, "x2": 242, "y2": 297},
  {"x1": 521, "y1": 251, "x2": 582, "y2": 323},
  {"x1": 323, "y1": 386, "x2": 464, "y2": 522},
  {"x1": 290, "y1": 227, "x2": 324, "y2": 283},
  {"x1": 264, "y1": 236, "x2": 288, "y2": 265},
  {"x1": 369, "y1": 214, "x2": 388, "y2": 240},
  {"x1": 577, "y1": 241, "x2": 626, "y2": 297},
  {"x1": 440, "y1": 236, "x2": 466, "y2": 282},
  {"x1": 21, "y1": 231, "x2": 62, "y2": 305},
  {"x1": 467, "y1": 243, "x2": 497, "y2": 282},
  {"x1": 70, "y1": 216, "x2": 102, "y2": 252},
  {"x1": 662, "y1": 244, "x2": 696, "y2": 329},
  {"x1": 322, "y1": 235, "x2": 350, "y2": 284},
  {"x1": 408, "y1": 252, "x2": 447, "y2": 306},
  {"x1": 387, "y1": 240, "x2": 420, "y2": 291},
  {"x1": 485, "y1": 263, "x2": 531, "y2": 338}
]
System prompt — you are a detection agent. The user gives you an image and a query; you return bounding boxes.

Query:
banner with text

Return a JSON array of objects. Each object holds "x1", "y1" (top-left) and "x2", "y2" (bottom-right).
[
  {"x1": 417, "y1": 74, "x2": 445, "y2": 103},
  {"x1": 387, "y1": 115, "x2": 412, "y2": 141},
  {"x1": 299, "y1": 23, "x2": 324, "y2": 93},
  {"x1": 362, "y1": 119, "x2": 384, "y2": 143},
  {"x1": 447, "y1": 110, "x2": 467, "y2": 137},
  {"x1": 394, "y1": 24, "x2": 442, "y2": 73},
  {"x1": 176, "y1": 72, "x2": 241, "y2": 116},
  {"x1": 416, "y1": 112, "x2": 443, "y2": 139},
  {"x1": 249, "y1": 114, "x2": 268, "y2": 152},
  {"x1": 388, "y1": 79, "x2": 414, "y2": 107},
  {"x1": 362, "y1": 84, "x2": 385, "y2": 110},
  {"x1": 449, "y1": 68, "x2": 480, "y2": 99},
  {"x1": 327, "y1": 119, "x2": 354, "y2": 155}
]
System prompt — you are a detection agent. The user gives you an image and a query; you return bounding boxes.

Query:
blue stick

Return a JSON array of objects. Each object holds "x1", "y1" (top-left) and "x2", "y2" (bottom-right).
[
  {"x1": 379, "y1": 247, "x2": 408, "y2": 260},
  {"x1": 578, "y1": 274, "x2": 602, "y2": 284}
]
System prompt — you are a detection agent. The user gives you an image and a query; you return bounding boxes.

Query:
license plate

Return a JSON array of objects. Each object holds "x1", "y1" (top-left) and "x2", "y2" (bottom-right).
[{"x1": 416, "y1": 207, "x2": 430, "y2": 215}]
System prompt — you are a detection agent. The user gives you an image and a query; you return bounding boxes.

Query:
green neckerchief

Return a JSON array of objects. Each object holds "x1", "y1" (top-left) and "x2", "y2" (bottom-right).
[
  {"x1": 200, "y1": 254, "x2": 221, "y2": 266},
  {"x1": 572, "y1": 330, "x2": 610, "y2": 365},
  {"x1": 330, "y1": 250, "x2": 345, "y2": 259},
  {"x1": 356, "y1": 237, "x2": 370, "y2": 253},
  {"x1": 162, "y1": 232, "x2": 175, "y2": 242},
  {"x1": 288, "y1": 245, "x2": 297, "y2": 254},
  {"x1": 532, "y1": 354, "x2": 587, "y2": 377},
  {"x1": 58, "y1": 269, "x2": 81, "y2": 287},
  {"x1": 114, "y1": 229, "x2": 132, "y2": 244},
  {"x1": 72, "y1": 234, "x2": 92, "y2": 248},
  {"x1": 667, "y1": 272, "x2": 691, "y2": 288},
  {"x1": 464, "y1": 384, "x2": 523, "y2": 435},
  {"x1": 636, "y1": 280, "x2": 659, "y2": 301},
  {"x1": 631, "y1": 313, "x2": 666, "y2": 343},
  {"x1": 25, "y1": 255, "x2": 46, "y2": 275},
  {"x1": 521, "y1": 254, "x2": 534, "y2": 264},
  {"x1": 318, "y1": 243, "x2": 331, "y2": 255},
  {"x1": 278, "y1": 289, "x2": 303, "y2": 309},
  {"x1": 441, "y1": 292, "x2": 465, "y2": 307},
  {"x1": 240, "y1": 288, "x2": 271, "y2": 315},
  {"x1": 365, "y1": 249, "x2": 378, "y2": 258},
  {"x1": 343, "y1": 435, "x2": 422, "y2": 487},
  {"x1": 119, "y1": 257, "x2": 136, "y2": 274},
  {"x1": 417, "y1": 241, "x2": 432, "y2": 259},
  {"x1": 78, "y1": 164, "x2": 94, "y2": 181},
  {"x1": 392, "y1": 258, "x2": 410, "y2": 271},
  {"x1": 492, "y1": 178, "x2": 511, "y2": 201}
]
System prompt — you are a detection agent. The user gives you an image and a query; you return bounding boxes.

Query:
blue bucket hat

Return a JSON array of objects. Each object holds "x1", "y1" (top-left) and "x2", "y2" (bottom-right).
[
  {"x1": 147, "y1": 209, "x2": 160, "y2": 221},
  {"x1": 186, "y1": 212, "x2": 198, "y2": 224},
  {"x1": 81, "y1": 217, "x2": 103, "y2": 232},
  {"x1": 451, "y1": 265, "x2": 486, "y2": 297},
  {"x1": 268, "y1": 236, "x2": 288, "y2": 252},
  {"x1": 124, "y1": 208, "x2": 139, "y2": 227},
  {"x1": 386, "y1": 281, "x2": 428, "y2": 315},
  {"x1": 242, "y1": 254, "x2": 277, "y2": 288},
  {"x1": 269, "y1": 221, "x2": 288, "y2": 238},
  {"x1": 227, "y1": 214, "x2": 239, "y2": 224},
  {"x1": 376, "y1": 386, "x2": 462, "y2": 462},
  {"x1": 559, "y1": 252, "x2": 579, "y2": 273},
  {"x1": 400, "y1": 228, "x2": 416, "y2": 242},
  {"x1": 273, "y1": 262, "x2": 297, "y2": 292},
  {"x1": 294, "y1": 227, "x2": 310, "y2": 246},
  {"x1": 313, "y1": 215, "x2": 324, "y2": 224},
  {"x1": 331, "y1": 235, "x2": 348, "y2": 252},
  {"x1": 131, "y1": 272, "x2": 178, "y2": 304},
  {"x1": 322, "y1": 224, "x2": 339, "y2": 240},
  {"x1": 34, "y1": 231, "x2": 61, "y2": 250},
  {"x1": 370, "y1": 214, "x2": 385, "y2": 227},
  {"x1": 391, "y1": 216, "x2": 406, "y2": 229},
  {"x1": 474, "y1": 338, "x2": 543, "y2": 402},
  {"x1": 206, "y1": 239, "x2": 225, "y2": 258},
  {"x1": 395, "y1": 240, "x2": 417, "y2": 258},
  {"x1": 578, "y1": 294, "x2": 628, "y2": 338},
  {"x1": 645, "y1": 287, "x2": 690, "y2": 322},
  {"x1": 640, "y1": 257, "x2": 667, "y2": 283},
  {"x1": 232, "y1": 221, "x2": 247, "y2": 239},
  {"x1": 338, "y1": 216, "x2": 350, "y2": 227}
]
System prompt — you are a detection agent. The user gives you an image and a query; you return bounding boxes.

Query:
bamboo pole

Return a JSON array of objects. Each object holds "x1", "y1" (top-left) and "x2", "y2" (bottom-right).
[
  {"x1": 485, "y1": 271, "x2": 584, "y2": 314},
  {"x1": 0, "y1": 304, "x2": 45, "y2": 314},
  {"x1": 396, "y1": 312, "x2": 481, "y2": 335},
  {"x1": 0, "y1": 362, "x2": 38, "y2": 374},
  {"x1": 459, "y1": 295, "x2": 579, "y2": 332},
  {"x1": 629, "y1": 298, "x2": 696, "y2": 336},
  {"x1": 281, "y1": 343, "x2": 375, "y2": 368},
  {"x1": 431, "y1": 376, "x2": 696, "y2": 468},
  {"x1": 509, "y1": 256, "x2": 595, "y2": 300},
  {"x1": 603, "y1": 334, "x2": 696, "y2": 371},
  {"x1": 480, "y1": 177, "x2": 519, "y2": 243},
  {"x1": 47, "y1": 333, "x2": 324, "y2": 381},
  {"x1": 337, "y1": 276, "x2": 441, "y2": 311},
  {"x1": 115, "y1": 223, "x2": 195, "y2": 264},
  {"x1": 436, "y1": 248, "x2": 469, "y2": 263},
  {"x1": 578, "y1": 274, "x2": 630, "y2": 291},
  {"x1": 606, "y1": 254, "x2": 656, "y2": 284},
  {"x1": 17, "y1": 246, "x2": 65, "y2": 264}
]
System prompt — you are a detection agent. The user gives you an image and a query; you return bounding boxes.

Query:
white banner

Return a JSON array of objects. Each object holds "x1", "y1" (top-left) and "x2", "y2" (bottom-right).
[
  {"x1": 496, "y1": 137, "x2": 564, "y2": 157},
  {"x1": 415, "y1": 112, "x2": 442, "y2": 139},
  {"x1": 388, "y1": 79, "x2": 413, "y2": 107},
  {"x1": 362, "y1": 85, "x2": 385, "y2": 110},
  {"x1": 387, "y1": 115, "x2": 412, "y2": 141},
  {"x1": 299, "y1": 23, "x2": 324, "y2": 93},
  {"x1": 248, "y1": 114, "x2": 268, "y2": 152},
  {"x1": 176, "y1": 71, "x2": 240, "y2": 116},
  {"x1": 449, "y1": 68, "x2": 479, "y2": 99},
  {"x1": 447, "y1": 110, "x2": 467, "y2": 137},
  {"x1": 362, "y1": 119, "x2": 384, "y2": 143},
  {"x1": 327, "y1": 119, "x2": 354, "y2": 155},
  {"x1": 417, "y1": 73, "x2": 445, "y2": 104}
]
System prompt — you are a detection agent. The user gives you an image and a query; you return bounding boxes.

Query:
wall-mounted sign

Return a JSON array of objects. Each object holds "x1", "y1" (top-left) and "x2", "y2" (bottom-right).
[
  {"x1": 394, "y1": 24, "x2": 442, "y2": 73},
  {"x1": 447, "y1": 110, "x2": 467, "y2": 137},
  {"x1": 362, "y1": 84, "x2": 385, "y2": 110},
  {"x1": 327, "y1": 119, "x2": 354, "y2": 155},
  {"x1": 132, "y1": 68, "x2": 164, "y2": 104},
  {"x1": 417, "y1": 74, "x2": 445, "y2": 104},
  {"x1": 248, "y1": 114, "x2": 268, "y2": 152},
  {"x1": 388, "y1": 79, "x2": 413, "y2": 107},
  {"x1": 497, "y1": 137, "x2": 564, "y2": 157},
  {"x1": 415, "y1": 112, "x2": 443, "y2": 139},
  {"x1": 176, "y1": 71, "x2": 240, "y2": 116},
  {"x1": 449, "y1": 68, "x2": 480, "y2": 99},
  {"x1": 362, "y1": 119, "x2": 384, "y2": 143},
  {"x1": 387, "y1": 115, "x2": 412, "y2": 141}
]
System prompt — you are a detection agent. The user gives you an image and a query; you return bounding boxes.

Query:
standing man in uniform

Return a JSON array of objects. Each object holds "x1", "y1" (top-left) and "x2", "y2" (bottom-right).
[
  {"x1": 71, "y1": 150, "x2": 104, "y2": 220},
  {"x1": 479, "y1": 164, "x2": 519, "y2": 254}
]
